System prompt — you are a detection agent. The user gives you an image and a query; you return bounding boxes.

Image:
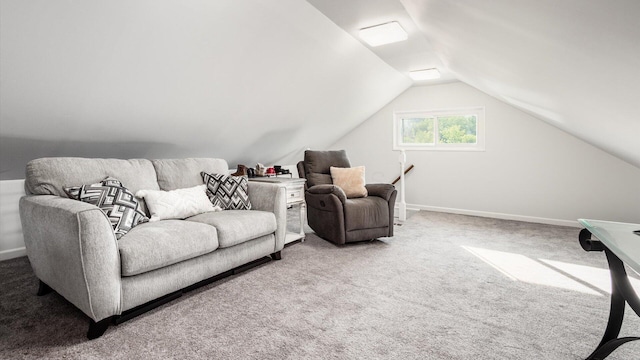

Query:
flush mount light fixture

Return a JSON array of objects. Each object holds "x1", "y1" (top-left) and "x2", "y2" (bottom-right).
[
  {"x1": 409, "y1": 68, "x2": 441, "y2": 81},
  {"x1": 359, "y1": 21, "x2": 408, "y2": 47}
]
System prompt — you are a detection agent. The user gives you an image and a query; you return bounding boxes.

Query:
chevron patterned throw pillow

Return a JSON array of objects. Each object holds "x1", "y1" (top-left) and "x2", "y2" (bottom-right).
[
  {"x1": 201, "y1": 172, "x2": 252, "y2": 210},
  {"x1": 64, "y1": 177, "x2": 149, "y2": 239}
]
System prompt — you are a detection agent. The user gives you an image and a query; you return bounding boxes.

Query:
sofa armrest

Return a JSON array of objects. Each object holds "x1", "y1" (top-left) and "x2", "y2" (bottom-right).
[
  {"x1": 247, "y1": 182, "x2": 287, "y2": 252},
  {"x1": 307, "y1": 184, "x2": 347, "y2": 204},
  {"x1": 19, "y1": 195, "x2": 122, "y2": 322},
  {"x1": 365, "y1": 184, "x2": 396, "y2": 202}
]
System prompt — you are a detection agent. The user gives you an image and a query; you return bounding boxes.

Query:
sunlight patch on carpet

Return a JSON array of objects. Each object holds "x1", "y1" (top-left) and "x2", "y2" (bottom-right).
[
  {"x1": 539, "y1": 259, "x2": 640, "y2": 295},
  {"x1": 462, "y1": 246, "x2": 602, "y2": 296}
]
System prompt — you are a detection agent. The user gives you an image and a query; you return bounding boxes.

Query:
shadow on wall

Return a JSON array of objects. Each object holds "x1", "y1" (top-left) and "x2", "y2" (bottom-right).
[
  {"x1": 241, "y1": 127, "x2": 307, "y2": 168},
  {"x1": 0, "y1": 136, "x2": 186, "y2": 180}
]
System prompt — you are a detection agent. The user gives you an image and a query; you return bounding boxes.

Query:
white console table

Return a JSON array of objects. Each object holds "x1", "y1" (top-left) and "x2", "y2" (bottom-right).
[{"x1": 249, "y1": 177, "x2": 306, "y2": 244}]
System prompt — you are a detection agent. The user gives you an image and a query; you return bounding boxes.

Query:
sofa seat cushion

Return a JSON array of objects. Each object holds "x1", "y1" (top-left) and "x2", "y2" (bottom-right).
[
  {"x1": 186, "y1": 210, "x2": 276, "y2": 248},
  {"x1": 344, "y1": 197, "x2": 389, "y2": 231},
  {"x1": 118, "y1": 220, "x2": 219, "y2": 276}
]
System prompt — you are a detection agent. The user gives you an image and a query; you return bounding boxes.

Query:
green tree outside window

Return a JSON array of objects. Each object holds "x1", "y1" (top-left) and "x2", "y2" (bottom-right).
[
  {"x1": 438, "y1": 115, "x2": 477, "y2": 144},
  {"x1": 402, "y1": 117, "x2": 434, "y2": 144}
]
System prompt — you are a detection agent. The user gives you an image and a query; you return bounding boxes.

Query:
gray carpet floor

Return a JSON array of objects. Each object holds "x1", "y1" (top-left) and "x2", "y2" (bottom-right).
[{"x1": 1, "y1": 211, "x2": 639, "y2": 359}]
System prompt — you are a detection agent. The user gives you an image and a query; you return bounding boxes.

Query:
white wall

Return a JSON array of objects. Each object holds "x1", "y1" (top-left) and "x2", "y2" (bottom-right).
[
  {"x1": 0, "y1": 180, "x2": 26, "y2": 260},
  {"x1": 331, "y1": 82, "x2": 640, "y2": 225}
]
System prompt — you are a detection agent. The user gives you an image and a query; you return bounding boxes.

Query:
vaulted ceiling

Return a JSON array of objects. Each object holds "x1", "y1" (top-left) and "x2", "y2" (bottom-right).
[
  {"x1": 1, "y1": 0, "x2": 638, "y2": 180},
  {"x1": 311, "y1": 0, "x2": 640, "y2": 168},
  {"x1": 0, "y1": 0, "x2": 411, "y2": 179}
]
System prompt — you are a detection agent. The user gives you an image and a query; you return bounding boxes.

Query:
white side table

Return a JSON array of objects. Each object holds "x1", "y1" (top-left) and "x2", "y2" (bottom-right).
[{"x1": 249, "y1": 177, "x2": 306, "y2": 244}]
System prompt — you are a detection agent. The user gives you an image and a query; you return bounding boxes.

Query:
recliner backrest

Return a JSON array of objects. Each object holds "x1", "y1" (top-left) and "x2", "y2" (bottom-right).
[{"x1": 303, "y1": 150, "x2": 351, "y2": 188}]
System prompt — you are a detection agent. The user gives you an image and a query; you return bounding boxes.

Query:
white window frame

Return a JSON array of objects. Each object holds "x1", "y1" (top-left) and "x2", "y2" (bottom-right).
[{"x1": 393, "y1": 107, "x2": 485, "y2": 151}]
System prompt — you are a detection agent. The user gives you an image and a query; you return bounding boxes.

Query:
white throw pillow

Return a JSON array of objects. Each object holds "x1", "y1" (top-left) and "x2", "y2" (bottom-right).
[
  {"x1": 330, "y1": 166, "x2": 368, "y2": 198},
  {"x1": 136, "y1": 184, "x2": 221, "y2": 221}
]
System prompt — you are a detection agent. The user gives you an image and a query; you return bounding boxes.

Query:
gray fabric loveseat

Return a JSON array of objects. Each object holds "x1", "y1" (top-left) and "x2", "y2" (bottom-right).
[{"x1": 19, "y1": 157, "x2": 287, "y2": 339}]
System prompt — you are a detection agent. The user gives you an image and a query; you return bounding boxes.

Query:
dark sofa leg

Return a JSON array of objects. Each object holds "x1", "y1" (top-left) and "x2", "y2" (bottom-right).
[
  {"x1": 37, "y1": 280, "x2": 52, "y2": 296},
  {"x1": 87, "y1": 317, "x2": 112, "y2": 340},
  {"x1": 270, "y1": 251, "x2": 282, "y2": 260}
]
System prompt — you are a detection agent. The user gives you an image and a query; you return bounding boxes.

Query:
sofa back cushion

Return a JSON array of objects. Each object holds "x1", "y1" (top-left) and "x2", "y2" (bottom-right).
[
  {"x1": 152, "y1": 158, "x2": 229, "y2": 191},
  {"x1": 25, "y1": 157, "x2": 159, "y2": 197}
]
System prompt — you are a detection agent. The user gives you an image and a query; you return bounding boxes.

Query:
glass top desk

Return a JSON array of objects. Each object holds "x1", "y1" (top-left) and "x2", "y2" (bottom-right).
[{"x1": 578, "y1": 219, "x2": 640, "y2": 360}]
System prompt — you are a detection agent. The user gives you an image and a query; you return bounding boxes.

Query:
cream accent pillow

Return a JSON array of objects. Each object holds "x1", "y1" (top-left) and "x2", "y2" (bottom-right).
[
  {"x1": 136, "y1": 184, "x2": 221, "y2": 222},
  {"x1": 330, "y1": 166, "x2": 368, "y2": 198}
]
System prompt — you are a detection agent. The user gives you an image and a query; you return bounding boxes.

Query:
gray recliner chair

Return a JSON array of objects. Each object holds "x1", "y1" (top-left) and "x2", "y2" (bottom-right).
[{"x1": 297, "y1": 150, "x2": 397, "y2": 245}]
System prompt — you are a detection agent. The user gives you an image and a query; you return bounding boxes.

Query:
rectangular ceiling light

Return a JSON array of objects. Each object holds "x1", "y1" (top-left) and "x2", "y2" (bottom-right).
[
  {"x1": 409, "y1": 68, "x2": 441, "y2": 81},
  {"x1": 359, "y1": 22, "x2": 408, "y2": 47}
]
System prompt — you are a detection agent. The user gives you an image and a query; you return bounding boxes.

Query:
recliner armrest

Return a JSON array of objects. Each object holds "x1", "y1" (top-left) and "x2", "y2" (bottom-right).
[
  {"x1": 306, "y1": 184, "x2": 347, "y2": 204},
  {"x1": 365, "y1": 184, "x2": 396, "y2": 202}
]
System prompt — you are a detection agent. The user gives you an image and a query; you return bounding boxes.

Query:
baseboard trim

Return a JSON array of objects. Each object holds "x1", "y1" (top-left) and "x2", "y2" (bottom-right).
[
  {"x1": 0, "y1": 247, "x2": 27, "y2": 261},
  {"x1": 396, "y1": 204, "x2": 580, "y2": 228}
]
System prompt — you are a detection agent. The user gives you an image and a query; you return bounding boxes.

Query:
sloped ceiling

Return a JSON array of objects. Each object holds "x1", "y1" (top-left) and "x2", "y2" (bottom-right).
[
  {"x1": 0, "y1": 0, "x2": 411, "y2": 179},
  {"x1": 401, "y1": 0, "x2": 640, "y2": 168},
  {"x1": 307, "y1": 0, "x2": 457, "y2": 84},
  {"x1": 310, "y1": 0, "x2": 640, "y2": 168},
  {"x1": 3, "y1": 1, "x2": 638, "y2": 181}
]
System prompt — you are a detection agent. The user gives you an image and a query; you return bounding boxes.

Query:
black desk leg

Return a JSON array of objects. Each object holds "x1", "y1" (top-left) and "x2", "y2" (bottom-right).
[{"x1": 582, "y1": 235, "x2": 640, "y2": 360}]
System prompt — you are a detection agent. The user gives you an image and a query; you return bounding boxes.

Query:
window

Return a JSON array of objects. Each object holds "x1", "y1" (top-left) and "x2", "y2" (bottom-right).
[{"x1": 393, "y1": 107, "x2": 485, "y2": 151}]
